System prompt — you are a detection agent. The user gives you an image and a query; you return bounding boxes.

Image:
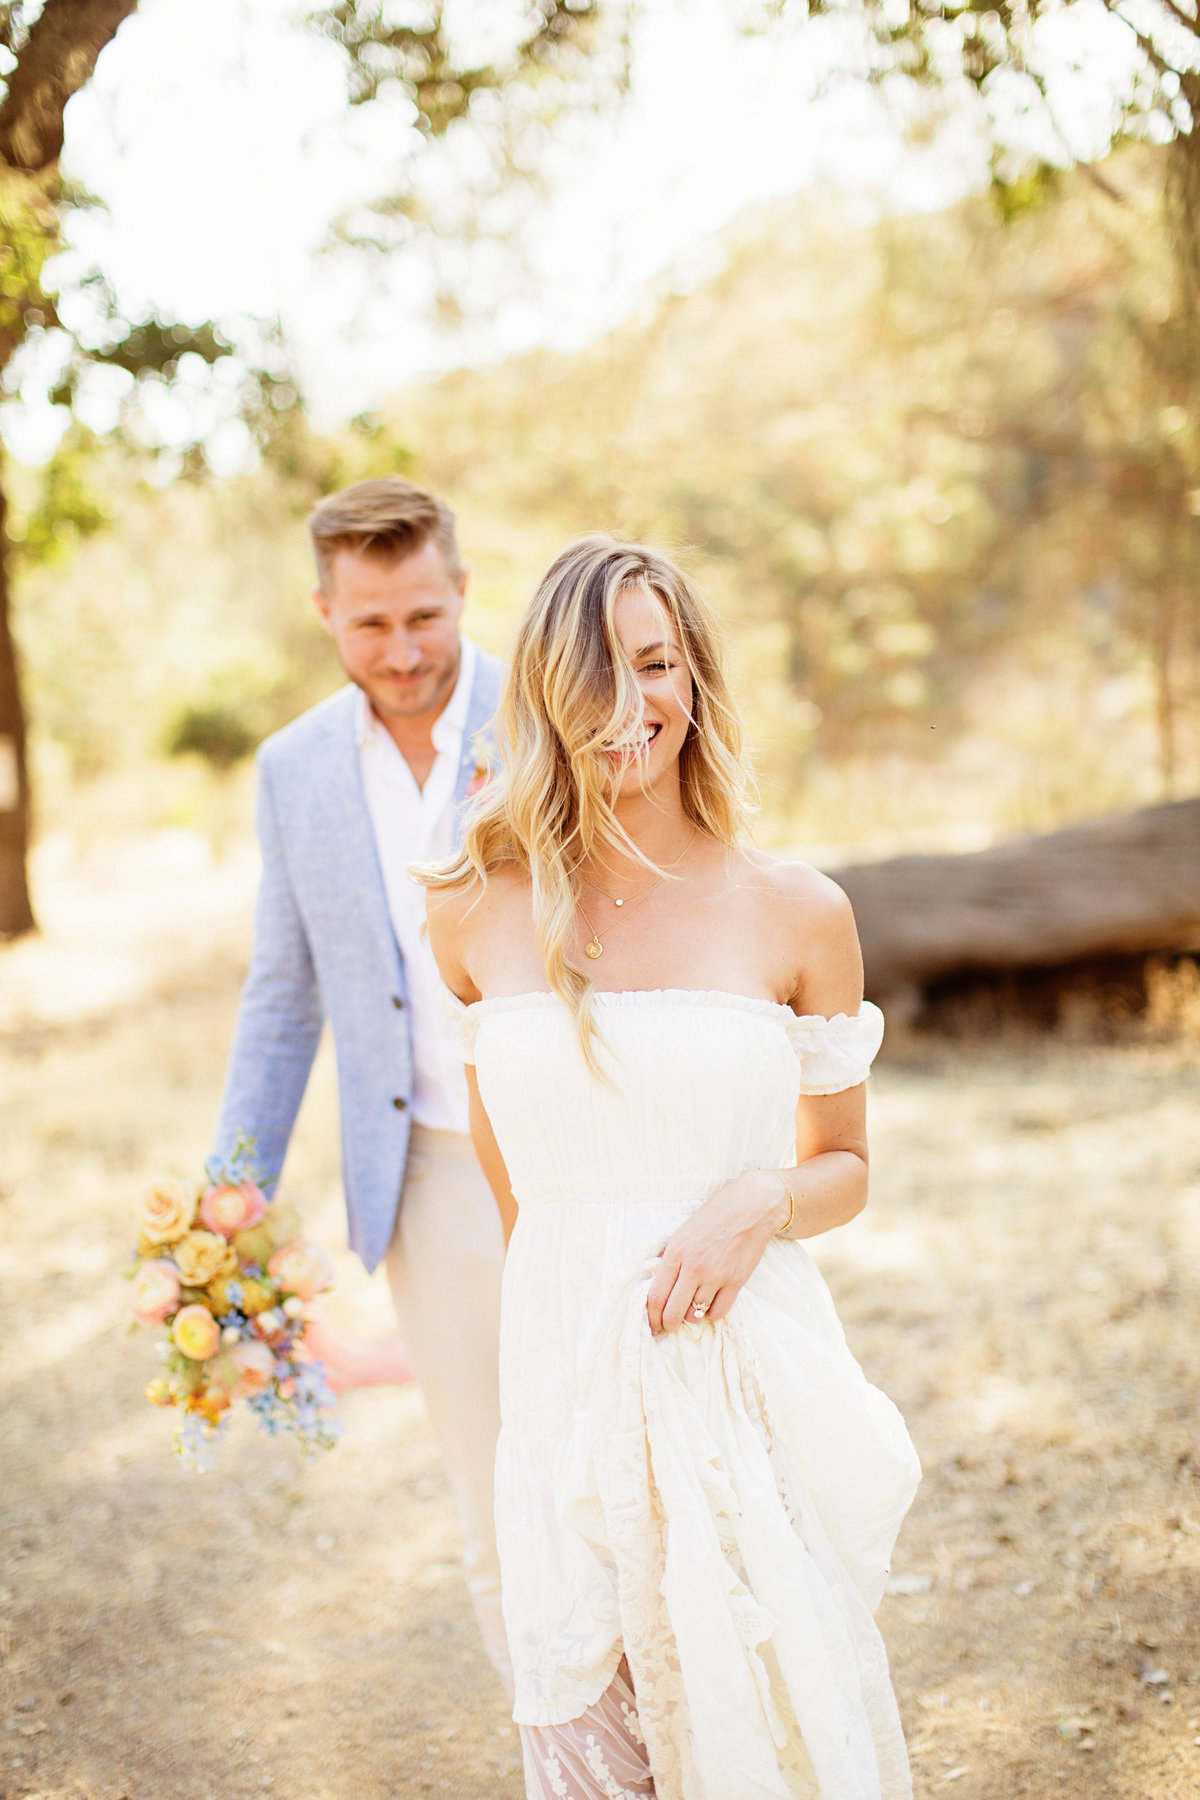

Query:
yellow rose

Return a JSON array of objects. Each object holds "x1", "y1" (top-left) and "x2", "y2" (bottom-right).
[
  {"x1": 173, "y1": 1230, "x2": 234, "y2": 1287},
  {"x1": 137, "y1": 1180, "x2": 197, "y2": 1246}
]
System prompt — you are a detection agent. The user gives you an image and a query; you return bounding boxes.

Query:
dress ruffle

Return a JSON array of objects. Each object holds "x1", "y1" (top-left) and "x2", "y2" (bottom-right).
[
  {"x1": 446, "y1": 987, "x2": 885, "y2": 1094},
  {"x1": 786, "y1": 1003, "x2": 885, "y2": 1095},
  {"x1": 500, "y1": 1234, "x2": 920, "y2": 1799}
]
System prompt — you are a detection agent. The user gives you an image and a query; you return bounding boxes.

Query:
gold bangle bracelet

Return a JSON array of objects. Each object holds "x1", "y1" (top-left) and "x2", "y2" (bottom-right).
[{"x1": 760, "y1": 1168, "x2": 795, "y2": 1237}]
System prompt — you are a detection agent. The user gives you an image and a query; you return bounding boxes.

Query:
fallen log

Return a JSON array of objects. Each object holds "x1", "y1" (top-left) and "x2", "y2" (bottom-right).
[{"x1": 829, "y1": 796, "x2": 1200, "y2": 1006}]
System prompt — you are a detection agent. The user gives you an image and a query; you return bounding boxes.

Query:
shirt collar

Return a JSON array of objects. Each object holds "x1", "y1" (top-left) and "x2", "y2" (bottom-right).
[
  {"x1": 354, "y1": 636, "x2": 477, "y2": 752},
  {"x1": 432, "y1": 635, "x2": 475, "y2": 754}
]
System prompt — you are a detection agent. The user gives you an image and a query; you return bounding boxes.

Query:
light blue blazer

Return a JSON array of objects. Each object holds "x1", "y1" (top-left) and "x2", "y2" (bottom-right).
[{"x1": 213, "y1": 650, "x2": 502, "y2": 1272}]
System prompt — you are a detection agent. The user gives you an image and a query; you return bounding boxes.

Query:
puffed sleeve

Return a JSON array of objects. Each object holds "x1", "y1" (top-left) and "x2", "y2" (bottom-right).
[
  {"x1": 437, "y1": 984, "x2": 481, "y2": 1064},
  {"x1": 786, "y1": 1001, "x2": 885, "y2": 1095}
]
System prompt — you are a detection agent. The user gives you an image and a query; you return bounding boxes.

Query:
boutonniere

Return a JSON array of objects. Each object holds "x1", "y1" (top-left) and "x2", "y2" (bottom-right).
[{"x1": 466, "y1": 728, "x2": 496, "y2": 800}]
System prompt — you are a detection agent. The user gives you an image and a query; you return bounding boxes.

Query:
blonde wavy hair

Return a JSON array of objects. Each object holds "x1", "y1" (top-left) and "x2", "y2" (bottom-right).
[{"x1": 420, "y1": 534, "x2": 752, "y2": 1062}]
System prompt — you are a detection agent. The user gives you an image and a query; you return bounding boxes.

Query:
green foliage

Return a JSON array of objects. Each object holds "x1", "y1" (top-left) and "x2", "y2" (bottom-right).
[
  {"x1": 165, "y1": 702, "x2": 259, "y2": 771},
  {"x1": 389, "y1": 149, "x2": 1199, "y2": 812},
  {"x1": 307, "y1": 0, "x2": 627, "y2": 271},
  {"x1": 15, "y1": 452, "x2": 340, "y2": 780},
  {"x1": 18, "y1": 148, "x2": 1200, "y2": 842},
  {"x1": 0, "y1": 167, "x2": 60, "y2": 364},
  {"x1": 4, "y1": 423, "x2": 108, "y2": 568},
  {"x1": 990, "y1": 164, "x2": 1061, "y2": 225},
  {"x1": 310, "y1": 1, "x2": 607, "y2": 127}
]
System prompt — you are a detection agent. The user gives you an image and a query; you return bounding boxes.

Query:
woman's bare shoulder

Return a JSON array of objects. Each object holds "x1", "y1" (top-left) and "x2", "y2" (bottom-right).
[
  {"x1": 734, "y1": 846, "x2": 862, "y2": 1011},
  {"x1": 426, "y1": 862, "x2": 530, "y2": 1001},
  {"x1": 734, "y1": 845, "x2": 854, "y2": 933},
  {"x1": 426, "y1": 861, "x2": 529, "y2": 930}
]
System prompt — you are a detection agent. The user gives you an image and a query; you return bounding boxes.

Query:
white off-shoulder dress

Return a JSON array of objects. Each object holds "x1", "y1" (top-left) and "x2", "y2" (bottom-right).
[{"x1": 453, "y1": 989, "x2": 921, "y2": 1800}]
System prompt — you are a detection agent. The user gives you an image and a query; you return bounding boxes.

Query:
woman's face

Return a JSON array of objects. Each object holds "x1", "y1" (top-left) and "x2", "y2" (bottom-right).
[{"x1": 603, "y1": 583, "x2": 694, "y2": 799}]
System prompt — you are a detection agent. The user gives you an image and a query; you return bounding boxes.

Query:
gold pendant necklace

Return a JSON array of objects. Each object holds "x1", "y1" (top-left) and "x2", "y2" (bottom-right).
[{"x1": 577, "y1": 826, "x2": 699, "y2": 960}]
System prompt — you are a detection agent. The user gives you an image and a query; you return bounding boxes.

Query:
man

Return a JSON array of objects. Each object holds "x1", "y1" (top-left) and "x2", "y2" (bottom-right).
[{"x1": 213, "y1": 477, "x2": 508, "y2": 1690}]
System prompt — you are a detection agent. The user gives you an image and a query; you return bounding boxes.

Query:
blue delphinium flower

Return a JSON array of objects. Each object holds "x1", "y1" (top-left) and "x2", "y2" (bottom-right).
[{"x1": 176, "y1": 1411, "x2": 231, "y2": 1473}]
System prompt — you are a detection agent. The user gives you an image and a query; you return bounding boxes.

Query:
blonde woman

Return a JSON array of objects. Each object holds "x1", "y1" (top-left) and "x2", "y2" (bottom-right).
[{"x1": 423, "y1": 537, "x2": 920, "y2": 1800}]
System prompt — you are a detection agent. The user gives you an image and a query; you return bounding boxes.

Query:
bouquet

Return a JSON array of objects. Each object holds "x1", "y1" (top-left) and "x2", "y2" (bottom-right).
[{"x1": 129, "y1": 1133, "x2": 343, "y2": 1469}]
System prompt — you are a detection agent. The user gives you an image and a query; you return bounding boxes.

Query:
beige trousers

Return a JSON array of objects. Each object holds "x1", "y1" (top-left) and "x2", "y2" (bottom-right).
[{"x1": 384, "y1": 1123, "x2": 511, "y2": 1697}]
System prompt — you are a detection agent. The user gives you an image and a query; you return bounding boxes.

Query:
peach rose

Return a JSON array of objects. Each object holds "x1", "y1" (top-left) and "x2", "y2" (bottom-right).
[
  {"x1": 173, "y1": 1230, "x2": 236, "y2": 1287},
  {"x1": 199, "y1": 1181, "x2": 267, "y2": 1238},
  {"x1": 172, "y1": 1303, "x2": 221, "y2": 1361},
  {"x1": 231, "y1": 1340, "x2": 276, "y2": 1395},
  {"x1": 267, "y1": 1241, "x2": 333, "y2": 1302},
  {"x1": 137, "y1": 1180, "x2": 197, "y2": 1246},
  {"x1": 131, "y1": 1258, "x2": 181, "y2": 1325}
]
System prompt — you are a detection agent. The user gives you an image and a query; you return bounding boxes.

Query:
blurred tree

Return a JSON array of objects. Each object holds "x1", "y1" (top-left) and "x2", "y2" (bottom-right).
[
  {"x1": 0, "y1": 0, "x2": 612, "y2": 937},
  {"x1": 306, "y1": 1, "x2": 628, "y2": 317},
  {"x1": 752, "y1": 0, "x2": 1199, "y2": 251},
  {"x1": 0, "y1": 3, "x2": 137, "y2": 932},
  {"x1": 0, "y1": 3, "x2": 261, "y2": 934},
  {"x1": 309, "y1": 1, "x2": 610, "y2": 122},
  {"x1": 395, "y1": 155, "x2": 1198, "y2": 812}
]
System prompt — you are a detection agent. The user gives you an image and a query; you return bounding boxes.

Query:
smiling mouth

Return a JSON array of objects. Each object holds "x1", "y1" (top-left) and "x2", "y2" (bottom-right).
[{"x1": 606, "y1": 721, "x2": 663, "y2": 760}]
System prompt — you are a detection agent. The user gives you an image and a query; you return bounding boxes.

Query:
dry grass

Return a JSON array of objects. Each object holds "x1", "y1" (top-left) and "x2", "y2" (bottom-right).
[{"x1": 2, "y1": 831, "x2": 1199, "y2": 1800}]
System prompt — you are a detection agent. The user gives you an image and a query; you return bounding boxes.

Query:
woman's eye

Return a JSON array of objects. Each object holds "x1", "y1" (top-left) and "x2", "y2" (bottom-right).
[{"x1": 642, "y1": 661, "x2": 669, "y2": 673}]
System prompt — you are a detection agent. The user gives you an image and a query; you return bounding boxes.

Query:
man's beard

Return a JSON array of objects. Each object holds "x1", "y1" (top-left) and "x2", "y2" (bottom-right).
[{"x1": 368, "y1": 655, "x2": 458, "y2": 720}]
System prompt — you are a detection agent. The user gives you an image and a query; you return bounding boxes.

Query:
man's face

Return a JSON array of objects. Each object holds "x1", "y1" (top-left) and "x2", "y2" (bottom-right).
[{"x1": 314, "y1": 538, "x2": 467, "y2": 728}]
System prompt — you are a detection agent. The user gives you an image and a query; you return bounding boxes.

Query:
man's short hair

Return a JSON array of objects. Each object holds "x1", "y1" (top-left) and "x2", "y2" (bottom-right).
[{"x1": 307, "y1": 477, "x2": 461, "y2": 591}]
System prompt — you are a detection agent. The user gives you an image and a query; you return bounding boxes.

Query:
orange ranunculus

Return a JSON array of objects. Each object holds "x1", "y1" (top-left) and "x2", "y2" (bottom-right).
[
  {"x1": 199, "y1": 1181, "x2": 267, "y2": 1239},
  {"x1": 231, "y1": 1340, "x2": 276, "y2": 1395},
  {"x1": 172, "y1": 1303, "x2": 221, "y2": 1361}
]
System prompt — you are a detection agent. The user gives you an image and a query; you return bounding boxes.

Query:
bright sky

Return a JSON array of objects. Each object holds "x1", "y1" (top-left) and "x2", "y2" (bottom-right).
[
  {"x1": 23, "y1": 0, "x2": 1138, "y2": 451},
  {"x1": 49, "y1": 0, "x2": 978, "y2": 421}
]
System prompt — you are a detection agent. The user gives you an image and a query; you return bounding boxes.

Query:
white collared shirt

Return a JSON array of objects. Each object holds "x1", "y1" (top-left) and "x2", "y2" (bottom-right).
[{"x1": 356, "y1": 637, "x2": 477, "y2": 1133}]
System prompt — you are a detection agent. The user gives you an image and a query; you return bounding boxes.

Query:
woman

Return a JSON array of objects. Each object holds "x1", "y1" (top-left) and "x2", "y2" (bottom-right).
[{"x1": 423, "y1": 536, "x2": 920, "y2": 1800}]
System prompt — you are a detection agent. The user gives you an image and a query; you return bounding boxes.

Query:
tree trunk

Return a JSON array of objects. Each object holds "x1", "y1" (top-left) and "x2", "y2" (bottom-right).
[
  {"x1": 0, "y1": 477, "x2": 35, "y2": 937},
  {"x1": 1152, "y1": 583, "x2": 1180, "y2": 800},
  {"x1": 831, "y1": 797, "x2": 1200, "y2": 1004}
]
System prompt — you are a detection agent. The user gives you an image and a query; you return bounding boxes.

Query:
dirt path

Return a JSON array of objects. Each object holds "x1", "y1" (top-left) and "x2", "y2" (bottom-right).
[{"x1": 2, "y1": 835, "x2": 1199, "y2": 1800}]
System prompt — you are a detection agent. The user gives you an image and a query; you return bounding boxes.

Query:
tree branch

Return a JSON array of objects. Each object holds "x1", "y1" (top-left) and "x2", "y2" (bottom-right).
[{"x1": 0, "y1": 0, "x2": 140, "y2": 172}]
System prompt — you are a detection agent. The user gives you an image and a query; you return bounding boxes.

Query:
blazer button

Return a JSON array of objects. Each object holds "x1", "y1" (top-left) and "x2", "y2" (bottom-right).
[
  {"x1": 392, "y1": 1096, "x2": 408, "y2": 1112},
  {"x1": 391, "y1": 995, "x2": 404, "y2": 1010}
]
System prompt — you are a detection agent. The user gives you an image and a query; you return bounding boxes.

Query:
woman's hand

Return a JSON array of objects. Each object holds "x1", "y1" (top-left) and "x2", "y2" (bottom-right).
[{"x1": 645, "y1": 1170, "x2": 790, "y2": 1335}]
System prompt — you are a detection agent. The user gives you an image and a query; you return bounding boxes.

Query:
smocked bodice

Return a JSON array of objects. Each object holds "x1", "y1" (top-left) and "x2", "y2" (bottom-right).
[{"x1": 453, "y1": 989, "x2": 884, "y2": 1209}]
